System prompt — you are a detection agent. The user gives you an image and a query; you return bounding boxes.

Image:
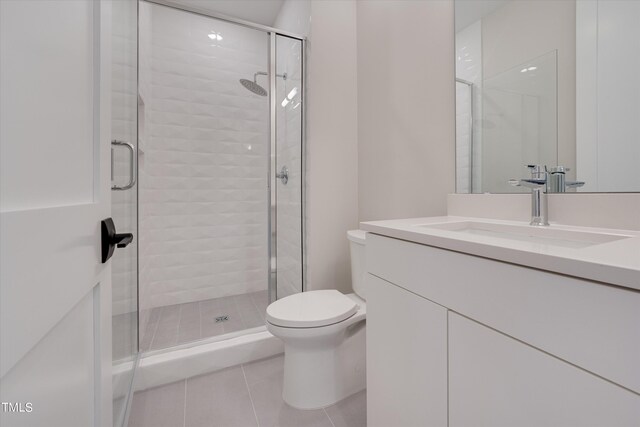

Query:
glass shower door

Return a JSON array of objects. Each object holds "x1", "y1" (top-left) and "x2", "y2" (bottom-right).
[
  {"x1": 137, "y1": 2, "x2": 272, "y2": 350},
  {"x1": 275, "y1": 35, "x2": 304, "y2": 299},
  {"x1": 132, "y1": 2, "x2": 305, "y2": 354},
  {"x1": 111, "y1": 0, "x2": 139, "y2": 425}
]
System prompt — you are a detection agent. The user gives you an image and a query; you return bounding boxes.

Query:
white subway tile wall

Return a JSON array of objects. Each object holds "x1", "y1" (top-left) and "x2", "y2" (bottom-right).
[{"x1": 138, "y1": 4, "x2": 270, "y2": 325}]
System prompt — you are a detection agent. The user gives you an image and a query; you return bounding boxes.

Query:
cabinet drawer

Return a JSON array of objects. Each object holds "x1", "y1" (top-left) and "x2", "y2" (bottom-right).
[
  {"x1": 367, "y1": 233, "x2": 640, "y2": 393},
  {"x1": 449, "y1": 312, "x2": 640, "y2": 426}
]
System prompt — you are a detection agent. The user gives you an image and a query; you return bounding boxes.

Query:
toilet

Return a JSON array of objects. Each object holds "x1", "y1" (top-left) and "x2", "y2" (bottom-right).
[{"x1": 266, "y1": 230, "x2": 367, "y2": 410}]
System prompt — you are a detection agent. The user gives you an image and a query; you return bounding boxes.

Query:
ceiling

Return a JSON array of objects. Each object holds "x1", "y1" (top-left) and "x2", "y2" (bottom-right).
[
  {"x1": 455, "y1": 0, "x2": 509, "y2": 32},
  {"x1": 168, "y1": 0, "x2": 285, "y2": 26}
]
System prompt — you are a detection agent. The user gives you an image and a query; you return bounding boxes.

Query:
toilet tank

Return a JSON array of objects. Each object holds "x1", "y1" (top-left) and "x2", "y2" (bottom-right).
[{"x1": 347, "y1": 230, "x2": 367, "y2": 300}]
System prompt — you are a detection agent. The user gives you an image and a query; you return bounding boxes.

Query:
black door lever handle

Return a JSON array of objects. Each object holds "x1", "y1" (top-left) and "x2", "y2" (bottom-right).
[
  {"x1": 101, "y1": 218, "x2": 134, "y2": 263},
  {"x1": 114, "y1": 233, "x2": 133, "y2": 248}
]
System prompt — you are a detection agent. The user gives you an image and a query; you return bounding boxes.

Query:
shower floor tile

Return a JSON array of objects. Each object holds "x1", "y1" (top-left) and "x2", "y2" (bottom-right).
[
  {"x1": 141, "y1": 290, "x2": 269, "y2": 352},
  {"x1": 128, "y1": 354, "x2": 367, "y2": 427},
  {"x1": 112, "y1": 311, "x2": 138, "y2": 361}
]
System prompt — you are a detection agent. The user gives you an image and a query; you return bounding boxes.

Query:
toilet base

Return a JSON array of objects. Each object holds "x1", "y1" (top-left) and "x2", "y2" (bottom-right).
[{"x1": 281, "y1": 314, "x2": 366, "y2": 409}]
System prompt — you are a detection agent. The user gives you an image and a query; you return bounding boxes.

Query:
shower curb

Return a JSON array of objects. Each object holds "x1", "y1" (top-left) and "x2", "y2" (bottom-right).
[{"x1": 133, "y1": 330, "x2": 283, "y2": 391}]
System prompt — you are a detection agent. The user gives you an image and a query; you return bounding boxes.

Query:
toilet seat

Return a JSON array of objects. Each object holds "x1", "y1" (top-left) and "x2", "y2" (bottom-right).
[{"x1": 266, "y1": 290, "x2": 358, "y2": 328}]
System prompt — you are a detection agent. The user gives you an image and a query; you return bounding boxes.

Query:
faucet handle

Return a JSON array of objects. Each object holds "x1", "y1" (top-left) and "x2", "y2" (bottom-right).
[
  {"x1": 511, "y1": 178, "x2": 547, "y2": 189},
  {"x1": 526, "y1": 164, "x2": 547, "y2": 179},
  {"x1": 549, "y1": 165, "x2": 570, "y2": 174},
  {"x1": 565, "y1": 180, "x2": 585, "y2": 188}
]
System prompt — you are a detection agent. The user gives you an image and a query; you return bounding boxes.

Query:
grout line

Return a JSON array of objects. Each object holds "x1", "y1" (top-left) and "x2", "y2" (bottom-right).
[
  {"x1": 242, "y1": 291, "x2": 259, "y2": 326},
  {"x1": 176, "y1": 303, "x2": 183, "y2": 321},
  {"x1": 146, "y1": 309, "x2": 161, "y2": 351},
  {"x1": 232, "y1": 296, "x2": 244, "y2": 326},
  {"x1": 249, "y1": 290, "x2": 266, "y2": 321},
  {"x1": 323, "y1": 408, "x2": 337, "y2": 427},
  {"x1": 197, "y1": 300, "x2": 203, "y2": 341},
  {"x1": 182, "y1": 379, "x2": 187, "y2": 427},
  {"x1": 241, "y1": 365, "x2": 260, "y2": 427},
  {"x1": 176, "y1": 303, "x2": 185, "y2": 346}
]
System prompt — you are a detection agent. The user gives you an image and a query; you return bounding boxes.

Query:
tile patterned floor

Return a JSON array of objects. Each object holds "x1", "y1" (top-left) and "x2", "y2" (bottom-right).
[
  {"x1": 141, "y1": 291, "x2": 269, "y2": 352},
  {"x1": 128, "y1": 354, "x2": 366, "y2": 427},
  {"x1": 113, "y1": 311, "x2": 138, "y2": 361}
]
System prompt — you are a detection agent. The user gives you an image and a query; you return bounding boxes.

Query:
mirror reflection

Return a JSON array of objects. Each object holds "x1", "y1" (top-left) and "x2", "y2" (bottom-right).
[{"x1": 455, "y1": 0, "x2": 640, "y2": 193}]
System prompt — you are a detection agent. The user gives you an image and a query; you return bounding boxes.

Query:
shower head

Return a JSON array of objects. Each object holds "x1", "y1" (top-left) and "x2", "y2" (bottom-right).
[
  {"x1": 240, "y1": 78, "x2": 268, "y2": 97},
  {"x1": 239, "y1": 71, "x2": 288, "y2": 96}
]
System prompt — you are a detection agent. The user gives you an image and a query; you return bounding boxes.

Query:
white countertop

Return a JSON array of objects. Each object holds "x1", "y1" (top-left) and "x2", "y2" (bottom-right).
[{"x1": 360, "y1": 216, "x2": 640, "y2": 291}]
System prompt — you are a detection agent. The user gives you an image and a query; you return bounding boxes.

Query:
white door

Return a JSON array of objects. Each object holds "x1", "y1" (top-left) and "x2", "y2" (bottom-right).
[{"x1": 1, "y1": 1, "x2": 115, "y2": 426}]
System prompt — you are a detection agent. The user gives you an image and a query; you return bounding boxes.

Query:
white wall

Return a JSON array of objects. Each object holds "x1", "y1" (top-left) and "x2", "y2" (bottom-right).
[
  {"x1": 576, "y1": 0, "x2": 640, "y2": 192},
  {"x1": 357, "y1": 0, "x2": 455, "y2": 221},
  {"x1": 139, "y1": 3, "x2": 270, "y2": 309},
  {"x1": 274, "y1": 0, "x2": 456, "y2": 292},
  {"x1": 448, "y1": 193, "x2": 640, "y2": 231},
  {"x1": 275, "y1": 0, "x2": 359, "y2": 294},
  {"x1": 273, "y1": 0, "x2": 310, "y2": 36}
]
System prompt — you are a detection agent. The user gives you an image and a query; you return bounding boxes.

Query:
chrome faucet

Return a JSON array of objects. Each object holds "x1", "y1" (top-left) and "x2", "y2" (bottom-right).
[
  {"x1": 509, "y1": 165, "x2": 587, "y2": 226},
  {"x1": 509, "y1": 165, "x2": 549, "y2": 226},
  {"x1": 547, "y1": 166, "x2": 585, "y2": 193}
]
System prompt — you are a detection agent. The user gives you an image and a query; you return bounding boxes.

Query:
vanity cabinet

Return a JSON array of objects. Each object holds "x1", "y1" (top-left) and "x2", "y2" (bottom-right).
[
  {"x1": 367, "y1": 275, "x2": 447, "y2": 427},
  {"x1": 366, "y1": 233, "x2": 640, "y2": 426},
  {"x1": 449, "y1": 312, "x2": 639, "y2": 427}
]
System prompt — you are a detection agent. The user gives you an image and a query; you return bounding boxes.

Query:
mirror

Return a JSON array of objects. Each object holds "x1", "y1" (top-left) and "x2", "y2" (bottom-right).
[{"x1": 454, "y1": 0, "x2": 640, "y2": 193}]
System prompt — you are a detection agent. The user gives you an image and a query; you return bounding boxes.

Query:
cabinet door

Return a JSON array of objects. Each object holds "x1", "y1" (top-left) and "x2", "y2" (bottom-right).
[
  {"x1": 449, "y1": 312, "x2": 640, "y2": 427},
  {"x1": 367, "y1": 274, "x2": 448, "y2": 427}
]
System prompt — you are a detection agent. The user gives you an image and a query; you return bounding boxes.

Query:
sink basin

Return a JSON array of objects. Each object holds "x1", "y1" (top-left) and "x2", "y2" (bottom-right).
[{"x1": 418, "y1": 221, "x2": 632, "y2": 249}]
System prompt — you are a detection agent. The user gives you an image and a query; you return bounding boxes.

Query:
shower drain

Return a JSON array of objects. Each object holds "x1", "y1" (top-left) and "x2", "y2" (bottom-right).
[{"x1": 215, "y1": 315, "x2": 229, "y2": 323}]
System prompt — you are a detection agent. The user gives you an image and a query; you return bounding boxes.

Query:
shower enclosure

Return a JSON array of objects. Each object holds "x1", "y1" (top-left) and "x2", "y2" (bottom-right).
[
  {"x1": 111, "y1": 1, "x2": 140, "y2": 426},
  {"x1": 136, "y1": 1, "x2": 305, "y2": 353}
]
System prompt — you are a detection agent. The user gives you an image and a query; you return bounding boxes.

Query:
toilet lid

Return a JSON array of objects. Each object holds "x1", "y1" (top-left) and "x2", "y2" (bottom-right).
[{"x1": 266, "y1": 290, "x2": 358, "y2": 328}]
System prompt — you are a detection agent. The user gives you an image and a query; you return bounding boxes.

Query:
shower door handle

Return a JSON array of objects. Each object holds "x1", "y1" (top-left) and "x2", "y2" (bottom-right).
[
  {"x1": 101, "y1": 218, "x2": 134, "y2": 263},
  {"x1": 276, "y1": 166, "x2": 289, "y2": 185},
  {"x1": 111, "y1": 140, "x2": 137, "y2": 190}
]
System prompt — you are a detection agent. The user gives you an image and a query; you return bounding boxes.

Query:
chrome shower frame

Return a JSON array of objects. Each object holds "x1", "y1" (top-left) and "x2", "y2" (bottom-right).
[
  {"x1": 254, "y1": 71, "x2": 287, "y2": 81},
  {"x1": 142, "y1": 0, "x2": 307, "y2": 304}
]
